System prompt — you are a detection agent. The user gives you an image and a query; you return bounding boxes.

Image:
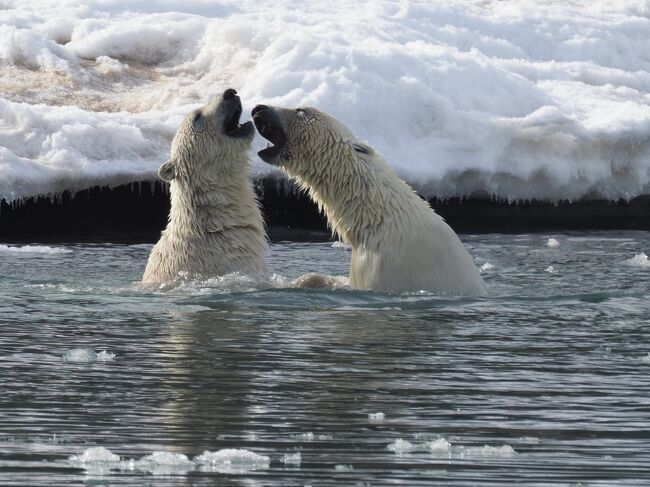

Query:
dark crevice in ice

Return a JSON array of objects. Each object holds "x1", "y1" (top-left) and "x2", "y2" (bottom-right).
[{"x1": 1, "y1": 178, "x2": 649, "y2": 243}]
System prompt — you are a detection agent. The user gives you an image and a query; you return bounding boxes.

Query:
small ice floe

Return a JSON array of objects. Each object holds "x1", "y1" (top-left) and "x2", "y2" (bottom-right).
[
  {"x1": 428, "y1": 438, "x2": 452, "y2": 456},
  {"x1": 0, "y1": 244, "x2": 72, "y2": 254},
  {"x1": 283, "y1": 452, "x2": 302, "y2": 466},
  {"x1": 368, "y1": 412, "x2": 385, "y2": 424},
  {"x1": 387, "y1": 439, "x2": 416, "y2": 454},
  {"x1": 546, "y1": 238, "x2": 560, "y2": 248},
  {"x1": 545, "y1": 265, "x2": 556, "y2": 273},
  {"x1": 130, "y1": 451, "x2": 194, "y2": 474},
  {"x1": 331, "y1": 241, "x2": 352, "y2": 249},
  {"x1": 293, "y1": 432, "x2": 333, "y2": 441},
  {"x1": 69, "y1": 446, "x2": 120, "y2": 464},
  {"x1": 460, "y1": 445, "x2": 517, "y2": 457},
  {"x1": 194, "y1": 449, "x2": 270, "y2": 473},
  {"x1": 625, "y1": 253, "x2": 650, "y2": 267},
  {"x1": 62, "y1": 348, "x2": 115, "y2": 363},
  {"x1": 479, "y1": 262, "x2": 494, "y2": 273},
  {"x1": 334, "y1": 464, "x2": 354, "y2": 472},
  {"x1": 641, "y1": 353, "x2": 650, "y2": 364}
]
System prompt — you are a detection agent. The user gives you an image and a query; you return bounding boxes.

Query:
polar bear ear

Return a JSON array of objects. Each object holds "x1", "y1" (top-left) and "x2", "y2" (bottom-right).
[
  {"x1": 158, "y1": 159, "x2": 176, "y2": 182},
  {"x1": 350, "y1": 141, "x2": 373, "y2": 156}
]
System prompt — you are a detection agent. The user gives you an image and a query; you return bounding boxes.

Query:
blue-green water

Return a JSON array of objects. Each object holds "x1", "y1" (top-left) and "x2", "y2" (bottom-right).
[{"x1": 1, "y1": 232, "x2": 650, "y2": 486}]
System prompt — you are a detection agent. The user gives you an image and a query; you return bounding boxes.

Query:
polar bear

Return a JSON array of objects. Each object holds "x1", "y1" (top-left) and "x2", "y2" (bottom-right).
[
  {"x1": 142, "y1": 89, "x2": 267, "y2": 284},
  {"x1": 252, "y1": 104, "x2": 486, "y2": 296}
]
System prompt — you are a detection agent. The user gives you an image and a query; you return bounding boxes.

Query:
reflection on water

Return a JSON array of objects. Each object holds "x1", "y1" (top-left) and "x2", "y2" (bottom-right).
[{"x1": 1, "y1": 233, "x2": 650, "y2": 485}]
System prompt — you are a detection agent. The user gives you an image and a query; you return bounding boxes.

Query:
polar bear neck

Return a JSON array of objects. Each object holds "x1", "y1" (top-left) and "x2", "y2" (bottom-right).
[
  {"x1": 166, "y1": 156, "x2": 263, "y2": 237},
  {"x1": 289, "y1": 148, "x2": 429, "y2": 248}
]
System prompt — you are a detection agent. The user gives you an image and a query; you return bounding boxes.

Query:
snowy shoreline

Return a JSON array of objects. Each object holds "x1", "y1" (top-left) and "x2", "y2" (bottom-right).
[{"x1": 1, "y1": 1, "x2": 650, "y2": 203}]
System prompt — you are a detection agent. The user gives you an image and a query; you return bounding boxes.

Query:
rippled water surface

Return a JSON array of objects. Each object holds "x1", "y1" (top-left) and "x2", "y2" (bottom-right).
[{"x1": 1, "y1": 232, "x2": 650, "y2": 486}]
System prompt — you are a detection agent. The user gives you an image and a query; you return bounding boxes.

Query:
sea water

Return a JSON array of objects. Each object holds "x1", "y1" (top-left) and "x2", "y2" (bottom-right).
[{"x1": 1, "y1": 232, "x2": 650, "y2": 485}]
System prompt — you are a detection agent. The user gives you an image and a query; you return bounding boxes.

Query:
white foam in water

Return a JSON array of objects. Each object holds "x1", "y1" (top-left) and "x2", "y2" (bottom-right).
[
  {"x1": 293, "y1": 432, "x2": 333, "y2": 441},
  {"x1": 479, "y1": 262, "x2": 494, "y2": 273},
  {"x1": 334, "y1": 464, "x2": 354, "y2": 472},
  {"x1": 69, "y1": 446, "x2": 120, "y2": 464},
  {"x1": 625, "y1": 253, "x2": 650, "y2": 267},
  {"x1": 194, "y1": 449, "x2": 270, "y2": 473},
  {"x1": 1, "y1": 1, "x2": 650, "y2": 202},
  {"x1": 546, "y1": 238, "x2": 560, "y2": 248},
  {"x1": 428, "y1": 438, "x2": 452, "y2": 455},
  {"x1": 461, "y1": 445, "x2": 517, "y2": 457},
  {"x1": 387, "y1": 439, "x2": 416, "y2": 455},
  {"x1": 545, "y1": 265, "x2": 556, "y2": 273},
  {"x1": 368, "y1": 412, "x2": 385, "y2": 424},
  {"x1": 283, "y1": 452, "x2": 302, "y2": 466},
  {"x1": 62, "y1": 348, "x2": 115, "y2": 363},
  {"x1": 331, "y1": 241, "x2": 352, "y2": 249},
  {"x1": 0, "y1": 244, "x2": 72, "y2": 254}
]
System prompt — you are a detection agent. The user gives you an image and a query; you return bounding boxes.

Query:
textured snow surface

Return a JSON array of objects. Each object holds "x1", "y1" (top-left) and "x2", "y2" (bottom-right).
[{"x1": 1, "y1": 0, "x2": 650, "y2": 201}]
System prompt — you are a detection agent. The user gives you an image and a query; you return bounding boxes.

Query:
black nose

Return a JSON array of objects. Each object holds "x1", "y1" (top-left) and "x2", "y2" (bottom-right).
[
  {"x1": 251, "y1": 104, "x2": 269, "y2": 118},
  {"x1": 223, "y1": 88, "x2": 237, "y2": 100}
]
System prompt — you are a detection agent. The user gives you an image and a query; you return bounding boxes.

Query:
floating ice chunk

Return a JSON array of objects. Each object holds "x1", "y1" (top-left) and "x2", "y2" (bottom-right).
[
  {"x1": 132, "y1": 451, "x2": 194, "y2": 474},
  {"x1": 641, "y1": 353, "x2": 650, "y2": 364},
  {"x1": 428, "y1": 438, "x2": 452, "y2": 455},
  {"x1": 334, "y1": 464, "x2": 354, "y2": 472},
  {"x1": 62, "y1": 348, "x2": 115, "y2": 363},
  {"x1": 294, "y1": 432, "x2": 333, "y2": 441},
  {"x1": 462, "y1": 445, "x2": 517, "y2": 457},
  {"x1": 69, "y1": 446, "x2": 120, "y2": 464},
  {"x1": 625, "y1": 253, "x2": 650, "y2": 267},
  {"x1": 331, "y1": 241, "x2": 352, "y2": 249},
  {"x1": 546, "y1": 238, "x2": 560, "y2": 248},
  {"x1": 0, "y1": 244, "x2": 72, "y2": 254},
  {"x1": 194, "y1": 449, "x2": 270, "y2": 473},
  {"x1": 137, "y1": 451, "x2": 193, "y2": 466},
  {"x1": 368, "y1": 412, "x2": 385, "y2": 424},
  {"x1": 545, "y1": 266, "x2": 556, "y2": 273},
  {"x1": 283, "y1": 452, "x2": 301, "y2": 466},
  {"x1": 387, "y1": 439, "x2": 416, "y2": 454},
  {"x1": 479, "y1": 262, "x2": 494, "y2": 273}
]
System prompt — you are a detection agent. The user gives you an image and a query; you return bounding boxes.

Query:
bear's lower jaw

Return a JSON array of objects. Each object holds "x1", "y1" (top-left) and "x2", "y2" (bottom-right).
[
  {"x1": 258, "y1": 143, "x2": 284, "y2": 164},
  {"x1": 225, "y1": 120, "x2": 254, "y2": 139}
]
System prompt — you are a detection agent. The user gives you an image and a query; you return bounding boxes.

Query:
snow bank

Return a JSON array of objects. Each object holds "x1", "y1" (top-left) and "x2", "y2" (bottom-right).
[{"x1": 2, "y1": 0, "x2": 650, "y2": 201}]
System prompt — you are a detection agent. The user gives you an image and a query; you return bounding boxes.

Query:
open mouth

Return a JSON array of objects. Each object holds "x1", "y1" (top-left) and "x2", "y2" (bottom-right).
[
  {"x1": 252, "y1": 105, "x2": 287, "y2": 163},
  {"x1": 223, "y1": 100, "x2": 254, "y2": 138}
]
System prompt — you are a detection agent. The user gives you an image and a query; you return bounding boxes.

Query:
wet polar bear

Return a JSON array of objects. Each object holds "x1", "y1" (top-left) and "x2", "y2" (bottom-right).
[
  {"x1": 252, "y1": 105, "x2": 486, "y2": 295},
  {"x1": 142, "y1": 89, "x2": 267, "y2": 284}
]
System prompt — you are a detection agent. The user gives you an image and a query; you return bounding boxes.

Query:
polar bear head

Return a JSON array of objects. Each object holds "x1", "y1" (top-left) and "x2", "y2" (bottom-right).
[
  {"x1": 158, "y1": 88, "x2": 254, "y2": 183},
  {"x1": 251, "y1": 104, "x2": 374, "y2": 184}
]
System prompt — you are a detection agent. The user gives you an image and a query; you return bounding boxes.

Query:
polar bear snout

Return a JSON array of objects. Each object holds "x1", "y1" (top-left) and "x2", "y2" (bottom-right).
[
  {"x1": 252, "y1": 105, "x2": 287, "y2": 164},
  {"x1": 222, "y1": 90, "x2": 254, "y2": 139}
]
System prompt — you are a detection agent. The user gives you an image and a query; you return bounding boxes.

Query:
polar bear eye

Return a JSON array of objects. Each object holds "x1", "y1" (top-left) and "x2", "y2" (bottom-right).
[{"x1": 295, "y1": 109, "x2": 309, "y2": 121}]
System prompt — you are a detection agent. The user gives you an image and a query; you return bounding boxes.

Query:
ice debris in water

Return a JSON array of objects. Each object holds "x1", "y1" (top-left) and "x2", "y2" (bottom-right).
[
  {"x1": 461, "y1": 445, "x2": 517, "y2": 457},
  {"x1": 334, "y1": 464, "x2": 354, "y2": 472},
  {"x1": 625, "y1": 253, "x2": 650, "y2": 267},
  {"x1": 479, "y1": 262, "x2": 494, "y2": 273},
  {"x1": 62, "y1": 348, "x2": 115, "y2": 363},
  {"x1": 368, "y1": 412, "x2": 385, "y2": 424},
  {"x1": 0, "y1": 244, "x2": 72, "y2": 254},
  {"x1": 545, "y1": 265, "x2": 556, "y2": 273},
  {"x1": 428, "y1": 438, "x2": 452, "y2": 455},
  {"x1": 137, "y1": 451, "x2": 193, "y2": 466},
  {"x1": 294, "y1": 432, "x2": 333, "y2": 441},
  {"x1": 194, "y1": 449, "x2": 270, "y2": 472},
  {"x1": 641, "y1": 353, "x2": 650, "y2": 364},
  {"x1": 387, "y1": 439, "x2": 416, "y2": 454},
  {"x1": 283, "y1": 452, "x2": 302, "y2": 466},
  {"x1": 69, "y1": 446, "x2": 120, "y2": 464},
  {"x1": 331, "y1": 241, "x2": 352, "y2": 249},
  {"x1": 546, "y1": 238, "x2": 560, "y2": 248}
]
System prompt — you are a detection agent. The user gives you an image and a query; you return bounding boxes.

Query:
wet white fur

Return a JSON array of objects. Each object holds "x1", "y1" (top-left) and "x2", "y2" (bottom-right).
[
  {"x1": 142, "y1": 98, "x2": 266, "y2": 283},
  {"x1": 271, "y1": 107, "x2": 486, "y2": 295}
]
